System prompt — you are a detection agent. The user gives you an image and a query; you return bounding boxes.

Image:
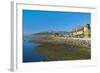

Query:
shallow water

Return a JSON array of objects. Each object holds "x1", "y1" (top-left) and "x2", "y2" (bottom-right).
[
  {"x1": 23, "y1": 40, "x2": 47, "y2": 62},
  {"x1": 23, "y1": 37, "x2": 91, "y2": 62}
]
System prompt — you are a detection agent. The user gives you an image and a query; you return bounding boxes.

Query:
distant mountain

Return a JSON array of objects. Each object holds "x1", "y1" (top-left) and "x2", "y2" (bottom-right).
[
  {"x1": 31, "y1": 31, "x2": 69, "y2": 35},
  {"x1": 23, "y1": 31, "x2": 70, "y2": 38}
]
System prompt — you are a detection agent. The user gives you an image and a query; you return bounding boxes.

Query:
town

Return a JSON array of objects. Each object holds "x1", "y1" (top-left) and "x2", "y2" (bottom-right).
[
  {"x1": 29, "y1": 24, "x2": 91, "y2": 49},
  {"x1": 32, "y1": 24, "x2": 90, "y2": 38}
]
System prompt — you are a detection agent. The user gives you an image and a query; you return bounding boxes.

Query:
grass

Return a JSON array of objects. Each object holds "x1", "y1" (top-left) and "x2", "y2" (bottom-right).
[{"x1": 37, "y1": 43, "x2": 91, "y2": 61}]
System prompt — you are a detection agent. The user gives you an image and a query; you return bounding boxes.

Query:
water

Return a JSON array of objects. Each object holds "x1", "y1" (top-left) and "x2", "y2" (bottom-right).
[
  {"x1": 23, "y1": 39, "x2": 47, "y2": 62},
  {"x1": 23, "y1": 37, "x2": 91, "y2": 62}
]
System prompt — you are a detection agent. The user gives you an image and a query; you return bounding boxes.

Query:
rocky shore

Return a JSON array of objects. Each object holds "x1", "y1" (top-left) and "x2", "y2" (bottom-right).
[{"x1": 30, "y1": 37, "x2": 91, "y2": 49}]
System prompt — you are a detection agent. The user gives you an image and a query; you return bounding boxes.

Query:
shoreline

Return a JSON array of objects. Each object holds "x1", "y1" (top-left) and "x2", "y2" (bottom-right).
[{"x1": 30, "y1": 37, "x2": 91, "y2": 49}]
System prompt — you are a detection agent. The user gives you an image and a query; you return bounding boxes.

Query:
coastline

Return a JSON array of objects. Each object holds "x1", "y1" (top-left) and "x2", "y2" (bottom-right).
[{"x1": 30, "y1": 37, "x2": 91, "y2": 49}]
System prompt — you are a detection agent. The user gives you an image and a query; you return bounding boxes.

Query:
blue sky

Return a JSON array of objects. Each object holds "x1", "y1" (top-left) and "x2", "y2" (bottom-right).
[{"x1": 23, "y1": 10, "x2": 91, "y2": 34}]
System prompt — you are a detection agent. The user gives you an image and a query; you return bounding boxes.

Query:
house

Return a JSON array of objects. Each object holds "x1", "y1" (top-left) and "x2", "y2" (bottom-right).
[{"x1": 71, "y1": 24, "x2": 91, "y2": 38}]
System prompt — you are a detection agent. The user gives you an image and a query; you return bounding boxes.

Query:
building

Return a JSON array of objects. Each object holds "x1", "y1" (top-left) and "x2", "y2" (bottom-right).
[{"x1": 71, "y1": 24, "x2": 91, "y2": 38}]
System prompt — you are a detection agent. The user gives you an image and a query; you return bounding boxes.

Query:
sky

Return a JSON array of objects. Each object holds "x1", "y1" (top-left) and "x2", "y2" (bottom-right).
[{"x1": 23, "y1": 10, "x2": 91, "y2": 34}]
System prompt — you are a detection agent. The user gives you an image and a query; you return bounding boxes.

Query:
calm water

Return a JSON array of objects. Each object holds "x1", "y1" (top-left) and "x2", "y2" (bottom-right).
[
  {"x1": 23, "y1": 37, "x2": 90, "y2": 62},
  {"x1": 23, "y1": 39, "x2": 47, "y2": 62}
]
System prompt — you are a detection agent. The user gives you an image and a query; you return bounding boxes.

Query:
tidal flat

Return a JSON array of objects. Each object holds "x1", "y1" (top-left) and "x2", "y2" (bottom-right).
[{"x1": 36, "y1": 43, "x2": 91, "y2": 61}]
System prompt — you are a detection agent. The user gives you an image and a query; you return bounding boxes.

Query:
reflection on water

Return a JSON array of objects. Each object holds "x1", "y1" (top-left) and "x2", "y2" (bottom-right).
[
  {"x1": 23, "y1": 41, "x2": 47, "y2": 62},
  {"x1": 23, "y1": 37, "x2": 91, "y2": 63}
]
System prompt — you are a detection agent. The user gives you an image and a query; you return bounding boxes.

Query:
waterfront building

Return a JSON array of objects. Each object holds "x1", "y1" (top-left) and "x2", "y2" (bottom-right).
[{"x1": 71, "y1": 24, "x2": 91, "y2": 38}]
